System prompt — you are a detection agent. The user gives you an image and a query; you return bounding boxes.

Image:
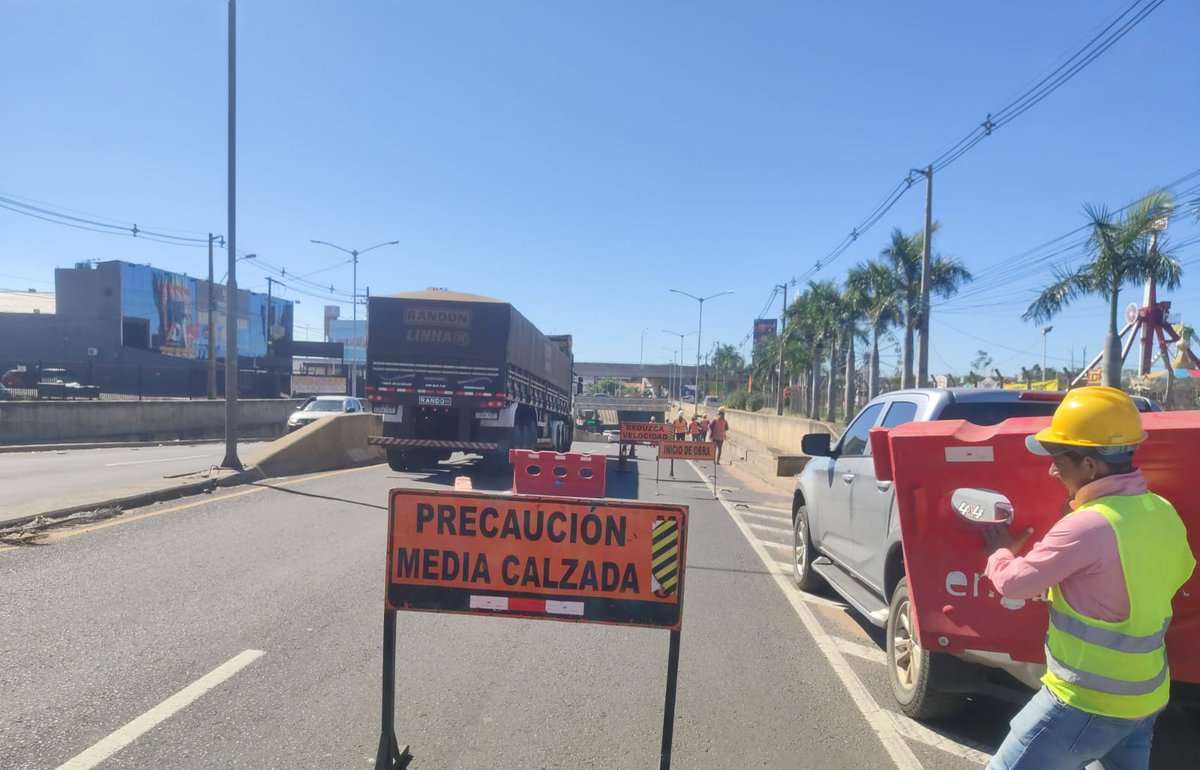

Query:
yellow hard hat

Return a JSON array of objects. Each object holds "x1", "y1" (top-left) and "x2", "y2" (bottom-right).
[
  {"x1": 718, "y1": 406, "x2": 726, "y2": 413},
  {"x1": 1026, "y1": 386, "x2": 1146, "y2": 456}
]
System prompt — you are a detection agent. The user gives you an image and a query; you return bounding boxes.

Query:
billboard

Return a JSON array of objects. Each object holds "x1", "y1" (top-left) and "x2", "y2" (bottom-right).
[
  {"x1": 752, "y1": 318, "x2": 777, "y2": 352},
  {"x1": 120, "y1": 263, "x2": 292, "y2": 360}
]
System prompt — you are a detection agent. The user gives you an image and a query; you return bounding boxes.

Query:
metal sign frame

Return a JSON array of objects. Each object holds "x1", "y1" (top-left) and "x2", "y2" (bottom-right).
[{"x1": 375, "y1": 490, "x2": 689, "y2": 770}]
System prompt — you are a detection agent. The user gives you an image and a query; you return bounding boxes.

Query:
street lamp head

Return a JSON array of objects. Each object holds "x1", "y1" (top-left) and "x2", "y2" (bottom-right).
[
  {"x1": 244, "y1": 253, "x2": 257, "y2": 260},
  {"x1": 1042, "y1": 326, "x2": 1053, "y2": 335}
]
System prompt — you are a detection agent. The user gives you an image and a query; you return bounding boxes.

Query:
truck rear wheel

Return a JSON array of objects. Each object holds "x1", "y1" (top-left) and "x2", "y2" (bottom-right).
[
  {"x1": 886, "y1": 577, "x2": 969, "y2": 719},
  {"x1": 386, "y1": 449, "x2": 407, "y2": 472}
]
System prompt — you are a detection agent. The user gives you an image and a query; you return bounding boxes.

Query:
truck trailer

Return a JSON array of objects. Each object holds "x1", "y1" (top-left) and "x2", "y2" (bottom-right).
[{"x1": 365, "y1": 289, "x2": 575, "y2": 471}]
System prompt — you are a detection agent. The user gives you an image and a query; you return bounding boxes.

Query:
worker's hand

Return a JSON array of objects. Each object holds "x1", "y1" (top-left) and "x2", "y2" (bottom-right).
[{"x1": 982, "y1": 524, "x2": 1034, "y2": 556}]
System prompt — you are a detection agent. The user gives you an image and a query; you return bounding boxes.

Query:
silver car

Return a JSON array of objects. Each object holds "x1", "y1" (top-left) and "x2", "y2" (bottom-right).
[{"x1": 286, "y1": 395, "x2": 364, "y2": 432}]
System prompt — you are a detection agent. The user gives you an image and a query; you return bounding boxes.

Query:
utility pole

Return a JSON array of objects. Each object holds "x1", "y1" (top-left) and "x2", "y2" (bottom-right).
[
  {"x1": 266, "y1": 277, "x2": 274, "y2": 351},
  {"x1": 222, "y1": 0, "x2": 241, "y2": 470},
  {"x1": 775, "y1": 283, "x2": 787, "y2": 415},
  {"x1": 1042, "y1": 326, "x2": 1053, "y2": 377},
  {"x1": 207, "y1": 233, "x2": 219, "y2": 399},
  {"x1": 915, "y1": 165, "x2": 933, "y2": 388}
]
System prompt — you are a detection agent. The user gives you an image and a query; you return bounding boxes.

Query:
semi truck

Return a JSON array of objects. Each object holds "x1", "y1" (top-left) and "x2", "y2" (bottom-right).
[{"x1": 364, "y1": 289, "x2": 575, "y2": 471}]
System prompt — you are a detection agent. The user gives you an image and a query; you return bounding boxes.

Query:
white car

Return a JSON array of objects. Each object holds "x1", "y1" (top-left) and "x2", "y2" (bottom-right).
[
  {"x1": 287, "y1": 395, "x2": 364, "y2": 432},
  {"x1": 603, "y1": 429, "x2": 620, "y2": 443}
]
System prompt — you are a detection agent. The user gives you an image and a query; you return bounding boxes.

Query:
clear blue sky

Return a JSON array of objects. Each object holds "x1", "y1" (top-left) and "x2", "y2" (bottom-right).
[{"x1": 2, "y1": 1, "x2": 1198, "y2": 375}]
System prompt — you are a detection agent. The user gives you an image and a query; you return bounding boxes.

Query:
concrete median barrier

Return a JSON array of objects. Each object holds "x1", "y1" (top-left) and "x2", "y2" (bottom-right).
[
  {"x1": 0, "y1": 399, "x2": 303, "y2": 445},
  {"x1": 243, "y1": 412, "x2": 384, "y2": 479}
]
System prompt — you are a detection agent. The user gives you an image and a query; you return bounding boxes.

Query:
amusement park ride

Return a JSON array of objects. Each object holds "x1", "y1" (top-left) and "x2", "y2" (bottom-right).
[{"x1": 1070, "y1": 288, "x2": 1200, "y2": 388}]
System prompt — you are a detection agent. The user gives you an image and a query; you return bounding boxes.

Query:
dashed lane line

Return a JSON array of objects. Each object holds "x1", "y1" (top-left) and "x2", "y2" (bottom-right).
[
  {"x1": 689, "y1": 462, "x2": 923, "y2": 770},
  {"x1": 53, "y1": 649, "x2": 265, "y2": 770}
]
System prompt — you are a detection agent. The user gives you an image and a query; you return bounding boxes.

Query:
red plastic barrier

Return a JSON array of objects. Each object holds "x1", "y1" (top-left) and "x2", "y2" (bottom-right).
[
  {"x1": 875, "y1": 411, "x2": 1200, "y2": 682},
  {"x1": 509, "y1": 450, "x2": 607, "y2": 498}
]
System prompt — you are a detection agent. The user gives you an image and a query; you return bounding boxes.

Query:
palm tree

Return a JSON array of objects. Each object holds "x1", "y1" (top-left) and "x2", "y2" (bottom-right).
[
  {"x1": 837, "y1": 281, "x2": 873, "y2": 419},
  {"x1": 796, "y1": 280, "x2": 844, "y2": 421},
  {"x1": 880, "y1": 226, "x2": 972, "y2": 388},
  {"x1": 1024, "y1": 190, "x2": 1179, "y2": 387},
  {"x1": 847, "y1": 260, "x2": 902, "y2": 399}
]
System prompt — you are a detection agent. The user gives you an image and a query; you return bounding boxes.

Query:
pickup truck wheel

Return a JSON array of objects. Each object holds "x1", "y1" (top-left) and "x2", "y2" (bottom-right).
[
  {"x1": 886, "y1": 577, "x2": 967, "y2": 719},
  {"x1": 792, "y1": 505, "x2": 825, "y2": 591}
]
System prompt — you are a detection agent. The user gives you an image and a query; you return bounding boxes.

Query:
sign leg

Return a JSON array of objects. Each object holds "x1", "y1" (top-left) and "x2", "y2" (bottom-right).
[
  {"x1": 669, "y1": 458, "x2": 675, "y2": 478},
  {"x1": 659, "y1": 629, "x2": 682, "y2": 770},
  {"x1": 376, "y1": 610, "x2": 413, "y2": 769}
]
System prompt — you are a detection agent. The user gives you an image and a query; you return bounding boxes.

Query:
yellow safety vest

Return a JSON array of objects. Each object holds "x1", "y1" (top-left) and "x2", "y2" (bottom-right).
[{"x1": 1043, "y1": 492, "x2": 1196, "y2": 719}]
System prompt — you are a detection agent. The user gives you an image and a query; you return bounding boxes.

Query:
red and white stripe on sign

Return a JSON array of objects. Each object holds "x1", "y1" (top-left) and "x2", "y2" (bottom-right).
[
  {"x1": 367, "y1": 437, "x2": 499, "y2": 450},
  {"x1": 469, "y1": 595, "x2": 585, "y2": 617}
]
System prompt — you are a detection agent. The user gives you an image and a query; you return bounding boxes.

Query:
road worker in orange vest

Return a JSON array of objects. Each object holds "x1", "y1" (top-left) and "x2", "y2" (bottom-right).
[
  {"x1": 710, "y1": 407, "x2": 729, "y2": 463},
  {"x1": 672, "y1": 410, "x2": 687, "y2": 441}
]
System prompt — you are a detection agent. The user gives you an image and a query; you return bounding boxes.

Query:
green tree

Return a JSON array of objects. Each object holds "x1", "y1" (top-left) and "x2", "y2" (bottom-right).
[
  {"x1": 1024, "y1": 190, "x2": 1179, "y2": 387},
  {"x1": 847, "y1": 260, "x2": 902, "y2": 399},
  {"x1": 711, "y1": 343, "x2": 745, "y2": 395},
  {"x1": 880, "y1": 225, "x2": 972, "y2": 388}
]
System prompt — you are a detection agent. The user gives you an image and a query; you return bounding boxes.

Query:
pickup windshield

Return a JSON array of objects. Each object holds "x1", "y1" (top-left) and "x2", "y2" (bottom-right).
[{"x1": 938, "y1": 400, "x2": 1060, "y2": 426}]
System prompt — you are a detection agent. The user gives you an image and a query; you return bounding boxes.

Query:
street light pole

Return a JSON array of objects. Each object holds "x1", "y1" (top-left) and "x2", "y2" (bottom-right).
[
  {"x1": 662, "y1": 330, "x2": 696, "y2": 402},
  {"x1": 669, "y1": 290, "x2": 733, "y2": 410},
  {"x1": 222, "y1": 0, "x2": 241, "y2": 470},
  {"x1": 310, "y1": 239, "x2": 399, "y2": 397}
]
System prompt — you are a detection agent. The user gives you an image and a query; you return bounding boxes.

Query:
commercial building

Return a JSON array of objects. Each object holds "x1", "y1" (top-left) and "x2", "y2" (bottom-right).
[{"x1": 0, "y1": 260, "x2": 294, "y2": 397}]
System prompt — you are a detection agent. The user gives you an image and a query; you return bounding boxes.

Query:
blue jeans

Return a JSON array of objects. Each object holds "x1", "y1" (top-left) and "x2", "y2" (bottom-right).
[{"x1": 987, "y1": 687, "x2": 1158, "y2": 770}]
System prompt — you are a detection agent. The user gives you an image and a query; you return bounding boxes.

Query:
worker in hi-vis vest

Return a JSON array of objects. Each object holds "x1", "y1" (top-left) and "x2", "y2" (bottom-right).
[
  {"x1": 982, "y1": 387, "x2": 1195, "y2": 770},
  {"x1": 672, "y1": 411, "x2": 687, "y2": 442}
]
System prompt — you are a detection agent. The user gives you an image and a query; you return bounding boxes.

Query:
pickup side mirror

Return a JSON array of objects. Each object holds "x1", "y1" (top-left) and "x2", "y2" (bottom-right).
[{"x1": 801, "y1": 433, "x2": 833, "y2": 457}]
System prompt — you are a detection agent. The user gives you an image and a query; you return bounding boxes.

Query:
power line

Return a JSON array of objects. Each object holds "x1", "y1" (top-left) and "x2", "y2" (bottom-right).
[{"x1": 792, "y1": 0, "x2": 1165, "y2": 284}]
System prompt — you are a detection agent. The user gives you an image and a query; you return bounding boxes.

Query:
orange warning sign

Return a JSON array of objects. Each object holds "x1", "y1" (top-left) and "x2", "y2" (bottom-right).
[
  {"x1": 386, "y1": 490, "x2": 688, "y2": 629},
  {"x1": 658, "y1": 440, "x2": 716, "y2": 461},
  {"x1": 620, "y1": 422, "x2": 671, "y2": 445}
]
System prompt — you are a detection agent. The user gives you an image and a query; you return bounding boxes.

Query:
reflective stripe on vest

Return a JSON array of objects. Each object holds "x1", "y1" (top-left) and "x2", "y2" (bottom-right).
[
  {"x1": 1044, "y1": 645, "x2": 1168, "y2": 696},
  {"x1": 1048, "y1": 607, "x2": 1169, "y2": 654}
]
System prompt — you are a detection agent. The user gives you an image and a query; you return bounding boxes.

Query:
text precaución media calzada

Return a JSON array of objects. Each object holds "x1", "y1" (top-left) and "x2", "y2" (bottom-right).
[{"x1": 394, "y1": 503, "x2": 641, "y2": 593}]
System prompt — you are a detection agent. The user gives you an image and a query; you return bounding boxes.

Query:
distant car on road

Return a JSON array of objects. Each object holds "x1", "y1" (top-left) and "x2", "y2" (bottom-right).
[
  {"x1": 36, "y1": 368, "x2": 101, "y2": 400},
  {"x1": 602, "y1": 429, "x2": 621, "y2": 443},
  {"x1": 286, "y1": 395, "x2": 364, "y2": 432}
]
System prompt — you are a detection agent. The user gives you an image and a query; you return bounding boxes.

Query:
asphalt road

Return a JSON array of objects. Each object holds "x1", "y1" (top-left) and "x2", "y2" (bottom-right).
[
  {"x1": 0, "y1": 442, "x2": 268, "y2": 510},
  {"x1": 1, "y1": 443, "x2": 1195, "y2": 769}
]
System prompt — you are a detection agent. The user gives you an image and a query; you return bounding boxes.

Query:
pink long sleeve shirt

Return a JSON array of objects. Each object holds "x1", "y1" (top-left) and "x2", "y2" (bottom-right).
[{"x1": 984, "y1": 471, "x2": 1151, "y2": 622}]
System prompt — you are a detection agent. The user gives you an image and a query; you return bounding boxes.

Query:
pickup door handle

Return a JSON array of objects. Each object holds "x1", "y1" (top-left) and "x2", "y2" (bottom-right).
[
  {"x1": 876, "y1": 481, "x2": 893, "y2": 492},
  {"x1": 842, "y1": 473, "x2": 855, "y2": 484}
]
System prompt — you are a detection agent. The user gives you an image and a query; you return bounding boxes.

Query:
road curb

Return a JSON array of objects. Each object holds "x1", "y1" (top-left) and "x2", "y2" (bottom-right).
[{"x1": 0, "y1": 470, "x2": 256, "y2": 530}]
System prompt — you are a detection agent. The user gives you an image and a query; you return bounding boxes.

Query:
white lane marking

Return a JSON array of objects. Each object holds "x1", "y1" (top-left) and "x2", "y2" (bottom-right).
[
  {"x1": 833, "y1": 636, "x2": 887, "y2": 665},
  {"x1": 738, "y1": 509, "x2": 791, "y2": 526},
  {"x1": 689, "y1": 462, "x2": 922, "y2": 770},
  {"x1": 746, "y1": 522, "x2": 791, "y2": 543},
  {"x1": 102, "y1": 454, "x2": 207, "y2": 467},
  {"x1": 886, "y1": 712, "x2": 991, "y2": 765},
  {"x1": 54, "y1": 649, "x2": 264, "y2": 770}
]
